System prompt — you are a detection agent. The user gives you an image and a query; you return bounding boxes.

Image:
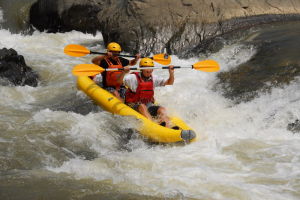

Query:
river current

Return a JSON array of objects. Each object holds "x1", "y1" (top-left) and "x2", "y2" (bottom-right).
[{"x1": 1, "y1": 4, "x2": 300, "y2": 200}]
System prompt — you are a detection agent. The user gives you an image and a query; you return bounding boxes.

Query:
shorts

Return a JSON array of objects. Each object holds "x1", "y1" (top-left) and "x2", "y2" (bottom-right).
[
  {"x1": 105, "y1": 86, "x2": 126, "y2": 99},
  {"x1": 127, "y1": 102, "x2": 160, "y2": 116}
]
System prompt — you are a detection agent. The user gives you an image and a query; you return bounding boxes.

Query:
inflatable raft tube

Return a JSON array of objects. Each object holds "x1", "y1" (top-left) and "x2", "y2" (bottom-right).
[{"x1": 77, "y1": 76, "x2": 196, "y2": 143}]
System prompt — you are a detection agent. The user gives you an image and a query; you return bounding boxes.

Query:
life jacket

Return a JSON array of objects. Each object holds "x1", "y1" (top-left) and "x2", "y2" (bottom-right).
[
  {"x1": 125, "y1": 72, "x2": 154, "y2": 104},
  {"x1": 104, "y1": 57, "x2": 123, "y2": 89}
]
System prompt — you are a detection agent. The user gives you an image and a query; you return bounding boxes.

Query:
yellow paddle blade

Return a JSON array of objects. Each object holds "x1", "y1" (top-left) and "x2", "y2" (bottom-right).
[
  {"x1": 152, "y1": 53, "x2": 171, "y2": 65},
  {"x1": 72, "y1": 64, "x2": 104, "y2": 76},
  {"x1": 193, "y1": 60, "x2": 220, "y2": 72},
  {"x1": 64, "y1": 44, "x2": 91, "y2": 57}
]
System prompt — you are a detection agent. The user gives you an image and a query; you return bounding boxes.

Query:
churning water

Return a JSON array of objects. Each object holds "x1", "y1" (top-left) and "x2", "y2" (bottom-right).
[{"x1": 0, "y1": 7, "x2": 300, "y2": 200}]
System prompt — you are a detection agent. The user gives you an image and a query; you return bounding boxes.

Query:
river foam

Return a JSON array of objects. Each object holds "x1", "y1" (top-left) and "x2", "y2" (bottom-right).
[{"x1": 1, "y1": 25, "x2": 300, "y2": 200}]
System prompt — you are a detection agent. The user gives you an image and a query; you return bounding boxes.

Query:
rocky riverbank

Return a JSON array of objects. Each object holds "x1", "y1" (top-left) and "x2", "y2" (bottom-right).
[{"x1": 29, "y1": 0, "x2": 300, "y2": 56}]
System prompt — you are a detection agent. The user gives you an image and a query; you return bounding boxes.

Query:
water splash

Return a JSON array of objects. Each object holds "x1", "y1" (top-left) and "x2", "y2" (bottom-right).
[{"x1": 1, "y1": 24, "x2": 300, "y2": 200}]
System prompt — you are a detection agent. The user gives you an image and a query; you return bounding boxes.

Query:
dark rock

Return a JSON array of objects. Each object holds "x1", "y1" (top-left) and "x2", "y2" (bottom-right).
[
  {"x1": 217, "y1": 63, "x2": 300, "y2": 103},
  {"x1": 29, "y1": 0, "x2": 300, "y2": 56},
  {"x1": 216, "y1": 22, "x2": 300, "y2": 103},
  {"x1": 29, "y1": 1, "x2": 101, "y2": 34},
  {"x1": 288, "y1": 119, "x2": 300, "y2": 133},
  {"x1": 0, "y1": 48, "x2": 39, "y2": 87},
  {"x1": 29, "y1": 1, "x2": 61, "y2": 33}
]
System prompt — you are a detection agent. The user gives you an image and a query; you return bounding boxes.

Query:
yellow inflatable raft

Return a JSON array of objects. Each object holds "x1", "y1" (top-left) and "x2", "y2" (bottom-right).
[{"x1": 77, "y1": 76, "x2": 196, "y2": 143}]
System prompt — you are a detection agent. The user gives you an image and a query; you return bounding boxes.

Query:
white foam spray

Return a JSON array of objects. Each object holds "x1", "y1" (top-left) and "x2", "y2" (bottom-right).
[{"x1": 1, "y1": 27, "x2": 300, "y2": 200}]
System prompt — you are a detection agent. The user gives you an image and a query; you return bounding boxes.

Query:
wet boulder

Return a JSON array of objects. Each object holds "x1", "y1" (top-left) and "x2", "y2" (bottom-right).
[
  {"x1": 0, "y1": 48, "x2": 39, "y2": 87},
  {"x1": 216, "y1": 63, "x2": 300, "y2": 103},
  {"x1": 216, "y1": 22, "x2": 300, "y2": 103}
]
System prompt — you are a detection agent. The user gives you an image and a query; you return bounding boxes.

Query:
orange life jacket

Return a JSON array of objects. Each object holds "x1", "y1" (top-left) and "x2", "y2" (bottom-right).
[
  {"x1": 104, "y1": 57, "x2": 123, "y2": 89},
  {"x1": 125, "y1": 72, "x2": 154, "y2": 104}
]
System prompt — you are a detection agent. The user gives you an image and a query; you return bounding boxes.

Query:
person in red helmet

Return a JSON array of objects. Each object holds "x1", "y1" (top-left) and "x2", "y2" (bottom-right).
[
  {"x1": 117, "y1": 57, "x2": 176, "y2": 128},
  {"x1": 92, "y1": 42, "x2": 140, "y2": 102}
]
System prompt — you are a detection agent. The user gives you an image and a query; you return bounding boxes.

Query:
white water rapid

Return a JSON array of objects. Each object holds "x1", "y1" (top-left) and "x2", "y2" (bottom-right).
[{"x1": 1, "y1": 22, "x2": 300, "y2": 200}]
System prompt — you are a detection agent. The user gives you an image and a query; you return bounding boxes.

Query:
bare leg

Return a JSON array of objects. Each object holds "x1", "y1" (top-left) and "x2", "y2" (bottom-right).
[
  {"x1": 112, "y1": 90, "x2": 124, "y2": 102},
  {"x1": 157, "y1": 107, "x2": 171, "y2": 128},
  {"x1": 137, "y1": 104, "x2": 153, "y2": 121}
]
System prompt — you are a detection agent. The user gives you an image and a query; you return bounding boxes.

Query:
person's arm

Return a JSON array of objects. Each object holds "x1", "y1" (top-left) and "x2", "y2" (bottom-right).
[
  {"x1": 164, "y1": 65, "x2": 174, "y2": 85},
  {"x1": 92, "y1": 55, "x2": 105, "y2": 65},
  {"x1": 117, "y1": 66, "x2": 130, "y2": 85},
  {"x1": 129, "y1": 54, "x2": 141, "y2": 66}
]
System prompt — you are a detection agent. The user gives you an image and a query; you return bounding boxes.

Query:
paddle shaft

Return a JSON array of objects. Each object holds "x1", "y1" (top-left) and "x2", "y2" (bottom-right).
[
  {"x1": 90, "y1": 51, "x2": 169, "y2": 59},
  {"x1": 90, "y1": 51, "x2": 134, "y2": 58},
  {"x1": 103, "y1": 66, "x2": 190, "y2": 71}
]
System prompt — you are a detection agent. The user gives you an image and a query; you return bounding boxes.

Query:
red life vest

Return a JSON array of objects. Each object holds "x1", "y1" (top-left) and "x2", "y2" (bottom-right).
[
  {"x1": 104, "y1": 57, "x2": 123, "y2": 89},
  {"x1": 125, "y1": 72, "x2": 154, "y2": 104}
]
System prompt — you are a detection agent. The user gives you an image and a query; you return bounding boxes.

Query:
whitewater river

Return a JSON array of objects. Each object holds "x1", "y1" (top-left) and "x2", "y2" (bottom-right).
[{"x1": 1, "y1": 7, "x2": 300, "y2": 200}]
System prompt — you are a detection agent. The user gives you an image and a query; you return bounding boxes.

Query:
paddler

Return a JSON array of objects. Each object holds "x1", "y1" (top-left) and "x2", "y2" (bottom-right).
[
  {"x1": 92, "y1": 42, "x2": 140, "y2": 102},
  {"x1": 117, "y1": 57, "x2": 176, "y2": 128}
]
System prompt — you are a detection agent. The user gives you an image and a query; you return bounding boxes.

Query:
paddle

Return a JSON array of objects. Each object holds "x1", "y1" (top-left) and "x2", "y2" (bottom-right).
[
  {"x1": 64, "y1": 44, "x2": 171, "y2": 65},
  {"x1": 72, "y1": 60, "x2": 220, "y2": 76}
]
